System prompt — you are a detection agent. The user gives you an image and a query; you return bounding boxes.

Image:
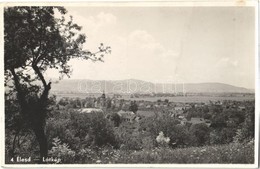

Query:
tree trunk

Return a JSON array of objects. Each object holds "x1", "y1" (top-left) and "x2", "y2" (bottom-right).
[
  {"x1": 11, "y1": 132, "x2": 18, "y2": 157},
  {"x1": 33, "y1": 126, "x2": 48, "y2": 163},
  {"x1": 10, "y1": 68, "x2": 51, "y2": 163}
]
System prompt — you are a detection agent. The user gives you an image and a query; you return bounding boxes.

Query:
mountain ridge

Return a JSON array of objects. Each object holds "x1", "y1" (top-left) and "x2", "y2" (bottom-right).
[{"x1": 49, "y1": 78, "x2": 254, "y2": 94}]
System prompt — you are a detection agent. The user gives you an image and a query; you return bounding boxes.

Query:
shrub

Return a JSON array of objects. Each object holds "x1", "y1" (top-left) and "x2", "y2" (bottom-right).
[
  {"x1": 110, "y1": 113, "x2": 121, "y2": 127},
  {"x1": 139, "y1": 115, "x2": 189, "y2": 148},
  {"x1": 156, "y1": 131, "x2": 170, "y2": 147},
  {"x1": 115, "y1": 123, "x2": 142, "y2": 150},
  {"x1": 190, "y1": 123, "x2": 210, "y2": 146},
  {"x1": 49, "y1": 137, "x2": 76, "y2": 164},
  {"x1": 46, "y1": 110, "x2": 118, "y2": 152},
  {"x1": 87, "y1": 112, "x2": 118, "y2": 147}
]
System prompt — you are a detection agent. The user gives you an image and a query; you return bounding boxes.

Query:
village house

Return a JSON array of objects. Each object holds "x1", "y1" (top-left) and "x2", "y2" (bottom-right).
[
  {"x1": 111, "y1": 99, "x2": 121, "y2": 108},
  {"x1": 77, "y1": 108, "x2": 103, "y2": 114},
  {"x1": 189, "y1": 117, "x2": 206, "y2": 125},
  {"x1": 238, "y1": 106, "x2": 246, "y2": 111},
  {"x1": 138, "y1": 102, "x2": 146, "y2": 109},
  {"x1": 187, "y1": 117, "x2": 211, "y2": 127},
  {"x1": 173, "y1": 106, "x2": 184, "y2": 115},
  {"x1": 180, "y1": 117, "x2": 188, "y2": 125},
  {"x1": 137, "y1": 110, "x2": 155, "y2": 118},
  {"x1": 184, "y1": 104, "x2": 192, "y2": 110},
  {"x1": 146, "y1": 104, "x2": 152, "y2": 109},
  {"x1": 91, "y1": 92, "x2": 108, "y2": 109},
  {"x1": 113, "y1": 94, "x2": 122, "y2": 98},
  {"x1": 117, "y1": 110, "x2": 136, "y2": 122}
]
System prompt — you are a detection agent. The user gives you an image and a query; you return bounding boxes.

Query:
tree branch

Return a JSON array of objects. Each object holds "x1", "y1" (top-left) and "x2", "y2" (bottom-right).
[
  {"x1": 40, "y1": 82, "x2": 51, "y2": 103},
  {"x1": 32, "y1": 63, "x2": 51, "y2": 104},
  {"x1": 10, "y1": 68, "x2": 26, "y2": 107},
  {"x1": 32, "y1": 64, "x2": 47, "y2": 88},
  {"x1": 36, "y1": 11, "x2": 43, "y2": 59}
]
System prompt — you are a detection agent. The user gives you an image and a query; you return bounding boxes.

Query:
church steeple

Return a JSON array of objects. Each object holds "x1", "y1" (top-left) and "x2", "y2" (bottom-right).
[{"x1": 100, "y1": 90, "x2": 106, "y2": 109}]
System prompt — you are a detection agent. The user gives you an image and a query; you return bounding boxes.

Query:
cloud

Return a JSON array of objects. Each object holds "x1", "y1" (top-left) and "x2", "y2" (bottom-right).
[
  {"x1": 128, "y1": 30, "x2": 164, "y2": 51},
  {"x1": 127, "y1": 30, "x2": 179, "y2": 58},
  {"x1": 48, "y1": 7, "x2": 254, "y2": 89},
  {"x1": 51, "y1": 10, "x2": 182, "y2": 83},
  {"x1": 46, "y1": 11, "x2": 117, "y2": 78},
  {"x1": 58, "y1": 10, "x2": 118, "y2": 51},
  {"x1": 116, "y1": 30, "x2": 180, "y2": 82},
  {"x1": 56, "y1": 29, "x2": 181, "y2": 82}
]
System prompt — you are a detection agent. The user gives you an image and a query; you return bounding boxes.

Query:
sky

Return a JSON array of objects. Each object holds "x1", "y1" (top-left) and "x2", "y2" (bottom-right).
[{"x1": 45, "y1": 6, "x2": 255, "y2": 89}]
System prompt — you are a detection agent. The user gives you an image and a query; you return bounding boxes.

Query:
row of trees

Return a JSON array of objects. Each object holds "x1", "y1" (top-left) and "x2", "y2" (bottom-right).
[{"x1": 58, "y1": 97, "x2": 139, "y2": 112}]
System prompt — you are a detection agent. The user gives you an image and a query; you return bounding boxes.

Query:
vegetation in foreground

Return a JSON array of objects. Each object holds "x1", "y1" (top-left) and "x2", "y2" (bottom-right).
[
  {"x1": 74, "y1": 141, "x2": 254, "y2": 164},
  {"x1": 5, "y1": 104, "x2": 254, "y2": 164}
]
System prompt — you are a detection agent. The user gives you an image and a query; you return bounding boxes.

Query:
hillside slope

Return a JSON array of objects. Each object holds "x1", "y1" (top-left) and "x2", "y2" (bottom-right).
[{"x1": 49, "y1": 79, "x2": 253, "y2": 94}]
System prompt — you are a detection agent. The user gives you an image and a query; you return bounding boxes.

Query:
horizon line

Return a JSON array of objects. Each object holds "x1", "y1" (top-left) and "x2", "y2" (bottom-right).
[{"x1": 46, "y1": 77, "x2": 255, "y2": 90}]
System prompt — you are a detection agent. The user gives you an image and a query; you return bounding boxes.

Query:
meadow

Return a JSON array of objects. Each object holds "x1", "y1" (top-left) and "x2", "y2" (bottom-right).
[
  {"x1": 127, "y1": 96, "x2": 254, "y2": 103},
  {"x1": 54, "y1": 93, "x2": 254, "y2": 103},
  {"x1": 47, "y1": 139, "x2": 254, "y2": 164}
]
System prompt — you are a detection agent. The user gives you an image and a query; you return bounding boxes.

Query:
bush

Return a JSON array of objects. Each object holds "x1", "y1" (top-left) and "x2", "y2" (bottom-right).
[
  {"x1": 46, "y1": 110, "x2": 118, "y2": 153},
  {"x1": 49, "y1": 137, "x2": 76, "y2": 164},
  {"x1": 139, "y1": 115, "x2": 189, "y2": 148},
  {"x1": 156, "y1": 131, "x2": 170, "y2": 147},
  {"x1": 87, "y1": 112, "x2": 118, "y2": 147},
  {"x1": 210, "y1": 127, "x2": 236, "y2": 145},
  {"x1": 110, "y1": 113, "x2": 121, "y2": 127},
  {"x1": 5, "y1": 129, "x2": 37, "y2": 163},
  {"x1": 115, "y1": 123, "x2": 142, "y2": 150},
  {"x1": 190, "y1": 123, "x2": 210, "y2": 146}
]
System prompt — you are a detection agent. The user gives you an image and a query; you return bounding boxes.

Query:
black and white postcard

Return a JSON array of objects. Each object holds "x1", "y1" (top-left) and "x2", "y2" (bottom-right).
[{"x1": 1, "y1": 1, "x2": 259, "y2": 168}]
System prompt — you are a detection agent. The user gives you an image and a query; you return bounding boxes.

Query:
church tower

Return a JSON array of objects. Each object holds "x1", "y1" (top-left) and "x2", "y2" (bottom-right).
[{"x1": 100, "y1": 90, "x2": 106, "y2": 108}]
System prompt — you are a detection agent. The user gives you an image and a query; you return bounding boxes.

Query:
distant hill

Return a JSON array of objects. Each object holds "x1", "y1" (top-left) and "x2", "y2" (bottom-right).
[{"x1": 49, "y1": 79, "x2": 253, "y2": 94}]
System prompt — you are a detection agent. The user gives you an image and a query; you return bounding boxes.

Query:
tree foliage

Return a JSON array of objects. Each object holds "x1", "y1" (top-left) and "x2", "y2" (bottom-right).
[
  {"x1": 129, "y1": 101, "x2": 138, "y2": 114},
  {"x1": 190, "y1": 123, "x2": 210, "y2": 146},
  {"x1": 4, "y1": 6, "x2": 110, "y2": 161},
  {"x1": 46, "y1": 111, "x2": 118, "y2": 150}
]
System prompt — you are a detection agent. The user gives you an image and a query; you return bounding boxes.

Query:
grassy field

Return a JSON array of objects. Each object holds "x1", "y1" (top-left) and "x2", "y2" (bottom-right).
[
  {"x1": 127, "y1": 95, "x2": 255, "y2": 103},
  {"x1": 114, "y1": 141, "x2": 254, "y2": 164},
  {"x1": 65, "y1": 140, "x2": 254, "y2": 164},
  {"x1": 6, "y1": 140, "x2": 253, "y2": 164},
  {"x1": 54, "y1": 93, "x2": 254, "y2": 103}
]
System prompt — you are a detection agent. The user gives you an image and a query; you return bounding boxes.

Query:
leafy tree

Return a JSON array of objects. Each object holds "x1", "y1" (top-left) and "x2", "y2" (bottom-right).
[
  {"x1": 58, "y1": 98, "x2": 69, "y2": 106},
  {"x1": 106, "y1": 99, "x2": 112, "y2": 109},
  {"x1": 190, "y1": 123, "x2": 210, "y2": 146},
  {"x1": 234, "y1": 106, "x2": 255, "y2": 142},
  {"x1": 47, "y1": 111, "x2": 117, "y2": 151},
  {"x1": 86, "y1": 101, "x2": 94, "y2": 108},
  {"x1": 115, "y1": 123, "x2": 143, "y2": 150},
  {"x1": 4, "y1": 6, "x2": 110, "y2": 161},
  {"x1": 88, "y1": 112, "x2": 118, "y2": 147},
  {"x1": 168, "y1": 125, "x2": 190, "y2": 147},
  {"x1": 210, "y1": 127, "x2": 236, "y2": 145},
  {"x1": 110, "y1": 112, "x2": 121, "y2": 127},
  {"x1": 139, "y1": 114, "x2": 187, "y2": 148},
  {"x1": 129, "y1": 101, "x2": 138, "y2": 114}
]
